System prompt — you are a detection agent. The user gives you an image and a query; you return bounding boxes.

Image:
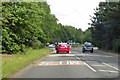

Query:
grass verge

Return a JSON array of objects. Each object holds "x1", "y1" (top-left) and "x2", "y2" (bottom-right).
[{"x1": 2, "y1": 47, "x2": 53, "y2": 78}]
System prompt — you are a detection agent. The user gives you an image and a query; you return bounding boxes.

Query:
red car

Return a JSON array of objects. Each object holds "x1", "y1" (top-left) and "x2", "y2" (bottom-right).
[{"x1": 56, "y1": 43, "x2": 69, "y2": 53}]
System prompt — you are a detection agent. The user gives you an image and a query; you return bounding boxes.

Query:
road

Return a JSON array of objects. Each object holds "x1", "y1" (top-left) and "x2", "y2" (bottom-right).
[{"x1": 12, "y1": 48, "x2": 119, "y2": 78}]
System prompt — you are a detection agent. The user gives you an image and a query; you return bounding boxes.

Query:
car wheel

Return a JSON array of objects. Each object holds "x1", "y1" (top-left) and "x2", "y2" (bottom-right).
[
  {"x1": 67, "y1": 51, "x2": 69, "y2": 53},
  {"x1": 82, "y1": 50, "x2": 85, "y2": 53},
  {"x1": 57, "y1": 51, "x2": 59, "y2": 53},
  {"x1": 82, "y1": 48, "x2": 85, "y2": 53},
  {"x1": 91, "y1": 50, "x2": 93, "y2": 53}
]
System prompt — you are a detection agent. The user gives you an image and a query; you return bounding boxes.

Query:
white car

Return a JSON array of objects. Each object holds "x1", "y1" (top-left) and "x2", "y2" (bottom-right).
[{"x1": 48, "y1": 44, "x2": 55, "y2": 47}]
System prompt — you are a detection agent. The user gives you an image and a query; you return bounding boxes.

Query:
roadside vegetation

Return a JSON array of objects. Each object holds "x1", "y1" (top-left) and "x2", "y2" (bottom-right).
[
  {"x1": 2, "y1": 47, "x2": 53, "y2": 78},
  {"x1": 82, "y1": 2, "x2": 120, "y2": 53},
  {"x1": 1, "y1": 1, "x2": 120, "y2": 78},
  {"x1": 2, "y1": 2, "x2": 83, "y2": 54},
  {"x1": 2, "y1": 1, "x2": 83, "y2": 78}
]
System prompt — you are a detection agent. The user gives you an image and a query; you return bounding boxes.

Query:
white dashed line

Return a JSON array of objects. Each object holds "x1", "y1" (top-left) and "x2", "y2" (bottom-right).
[
  {"x1": 76, "y1": 56, "x2": 80, "y2": 60},
  {"x1": 77, "y1": 61, "x2": 80, "y2": 64},
  {"x1": 98, "y1": 70, "x2": 118, "y2": 73},
  {"x1": 76, "y1": 56, "x2": 96, "y2": 72},
  {"x1": 103, "y1": 56, "x2": 113, "y2": 57},
  {"x1": 39, "y1": 64, "x2": 42, "y2": 66},
  {"x1": 84, "y1": 62, "x2": 97, "y2": 72},
  {"x1": 41, "y1": 62, "x2": 44, "y2": 63},
  {"x1": 60, "y1": 61, "x2": 62, "y2": 65},
  {"x1": 70, "y1": 61, "x2": 74, "y2": 64},
  {"x1": 86, "y1": 61, "x2": 91, "y2": 62},
  {"x1": 92, "y1": 65, "x2": 106, "y2": 67},
  {"x1": 102, "y1": 62, "x2": 119, "y2": 71},
  {"x1": 67, "y1": 61, "x2": 69, "y2": 64}
]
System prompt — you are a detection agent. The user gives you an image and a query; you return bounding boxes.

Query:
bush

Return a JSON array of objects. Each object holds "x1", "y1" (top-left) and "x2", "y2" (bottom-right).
[{"x1": 31, "y1": 40, "x2": 43, "y2": 49}]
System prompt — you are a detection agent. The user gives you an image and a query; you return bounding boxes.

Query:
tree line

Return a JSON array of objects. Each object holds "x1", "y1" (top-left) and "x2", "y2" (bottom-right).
[
  {"x1": 2, "y1": 2, "x2": 83, "y2": 54},
  {"x1": 83, "y1": 2, "x2": 120, "y2": 53},
  {"x1": 2, "y1": 2, "x2": 119, "y2": 54}
]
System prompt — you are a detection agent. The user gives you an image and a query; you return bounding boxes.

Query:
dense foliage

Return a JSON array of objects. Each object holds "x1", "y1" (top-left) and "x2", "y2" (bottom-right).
[
  {"x1": 82, "y1": 28, "x2": 92, "y2": 43},
  {"x1": 2, "y1": 2, "x2": 83, "y2": 54},
  {"x1": 89, "y1": 2, "x2": 120, "y2": 53}
]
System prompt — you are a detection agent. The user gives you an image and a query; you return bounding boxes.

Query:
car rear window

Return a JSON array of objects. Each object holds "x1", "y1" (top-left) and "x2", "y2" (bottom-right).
[
  {"x1": 84, "y1": 44, "x2": 92, "y2": 47},
  {"x1": 59, "y1": 43, "x2": 67, "y2": 46}
]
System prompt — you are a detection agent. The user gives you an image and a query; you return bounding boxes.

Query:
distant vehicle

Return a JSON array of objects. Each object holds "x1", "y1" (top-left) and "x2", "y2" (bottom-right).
[
  {"x1": 46, "y1": 42, "x2": 50, "y2": 46},
  {"x1": 68, "y1": 44, "x2": 72, "y2": 48},
  {"x1": 67, "y1": 40, "x2": 73, "y2": 45},
  {"x1": 56, "y1": 43, "x2": 69, "y2": 53},
  {"x1": 82, "y1": 42, "x2": 93, "y2": 53},
  {"x1": 48, "y1": 44, "x2": 55, "y2": 48},
  {"x1": 55, "y1": 42, "x2": 59, "y2": 50}
]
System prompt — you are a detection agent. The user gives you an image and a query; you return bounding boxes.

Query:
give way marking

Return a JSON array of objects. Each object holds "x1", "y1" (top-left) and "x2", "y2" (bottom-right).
[{"x1": 38, "y1": 61, "x2": 85, "y2": 66}]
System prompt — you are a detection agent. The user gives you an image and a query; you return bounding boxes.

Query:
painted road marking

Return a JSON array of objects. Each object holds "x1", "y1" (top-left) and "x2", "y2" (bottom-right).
[
  {"x1": 39, "y1": 64, "x2": 42, "y2": 66},
  {"x1": 84, "y1": 62, "x2": 97, "y2": 72},
  {"x1": 60, "y1": 61, "x2": 62, "y2": 65},
  {"x1": 67, "y1": 61, "x2": 69, "y2": 65},
  {"x1": 48, "y1": 54, "x2": 75, "y2": 57},
  {"x1": 38, "y1": 61, "x2": 84, "y2": 66},
  {"x1": 75, "y1": 56, "x2": 97, "y2": 72},
  {"x1": 41, "y1": 62, "x2": 44, "y2": 63},
  {"x1": 98, "y1": 70, "x2": 118, "y2": 73},
  {"x1": 92, "y1": 65, "x2": 106, "y2": 67},
  {"x1": 76, "y1": 54, "x2": 113, "y2": 57},
  {"x1": 102, "y1": 62, "x2": 119, "y2": 71},
  {"x1": 76, "y1": 56, "x2": 80, "y2": 60},
  {"x1": 70, "y1": 61, "x2": 74, "y2": 64},
  {"x1": 103, "y1": 56, "x2": 113, "y2": 57},
  {"x1": 86, "y1": 61, "x2": 91, "y2": 62}
]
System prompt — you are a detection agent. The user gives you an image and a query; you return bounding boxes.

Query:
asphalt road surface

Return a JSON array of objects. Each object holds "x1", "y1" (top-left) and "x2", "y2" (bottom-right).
[{"x1": 12, "y1": 48, "x2": 119, "y2": 78}]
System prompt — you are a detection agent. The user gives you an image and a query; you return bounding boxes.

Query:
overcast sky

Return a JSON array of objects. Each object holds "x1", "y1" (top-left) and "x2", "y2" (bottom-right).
[{"x1": 46, "y1": 0, "x2": 105, "y2": 31}]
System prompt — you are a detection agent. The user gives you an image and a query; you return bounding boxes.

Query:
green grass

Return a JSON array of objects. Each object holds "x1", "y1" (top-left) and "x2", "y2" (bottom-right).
[{"x1": 2, "y1": 47, "x2": 53, "y2": 78}]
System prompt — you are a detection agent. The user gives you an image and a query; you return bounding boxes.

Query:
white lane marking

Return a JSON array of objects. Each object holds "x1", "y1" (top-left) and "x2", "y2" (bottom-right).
[
  {"x1": 76, "y1": 54, "x2": 113, "y2": 57},
  {"x1": 67, "y1": 61, "x2": 69, "y2": 64},
  {"x1": 102, "y1": 62, "x2": 119, "y2": 71},
  {"x1": 38, "y1": 61, "x2": 84, "y2": 66},
  {"x1": 76, "y1": 56, "x2": 80, "y2": 60},
  {"x1": 46, "y1": 63, "x2": 48, "y2": 65},
  {"x1": 70, "y1": 61, "x2": 74, "y2": 64},
  {"x1": 41, "y1": 62, "x2": 44, "y2": 63},
  {"x1": 98, "y1": 70, "x2": 118, "y2": 73},
  {"x1": 103, "y1": 56, "x2": 113, "y2": 57},
  {"x1": 60, "y1": 61, "x2": 62, "y2": 65},
  {"x1": 76, "y1": 61, "x2": 79, "y2": 64},
  {"x1": 86, "y1": 61, "x2": 91, "y2": 62},
  {"x1": 76, "y1": 56, "x2": 96, "y2": 72},
  {"x1": 92, "y1": 65, "x2": 106, "y2": 67},
  {"x1": 39, "y1": 64, "x2": 42, "y2": 66},
  {"x1": 84, "y1": 62, "x2": 97, "y2": 72}
]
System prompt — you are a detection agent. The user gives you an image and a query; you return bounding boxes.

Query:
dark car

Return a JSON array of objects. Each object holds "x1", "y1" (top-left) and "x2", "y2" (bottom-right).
[{"x1": 82, "y1": 42, "x2": 93, "y2": 53}]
